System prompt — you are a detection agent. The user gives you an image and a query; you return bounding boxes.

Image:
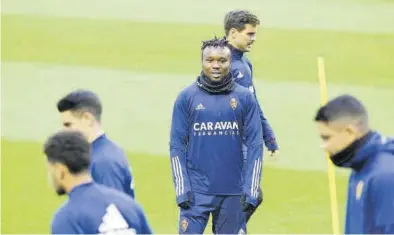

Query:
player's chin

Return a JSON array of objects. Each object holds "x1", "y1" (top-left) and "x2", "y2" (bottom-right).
[
  {"x1": 245, "y1": 45, "x2": 253, "y2": 52},
  {"x1": 56, "y1": 187, "x2": 67, "y2": 196},
  {"x1": 209, "y1": 74, "x2": 222, "y2": 82}
]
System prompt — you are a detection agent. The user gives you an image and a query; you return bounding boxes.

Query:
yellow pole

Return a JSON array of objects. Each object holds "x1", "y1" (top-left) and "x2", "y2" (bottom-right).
[{"x1": 317, "y1": 56, "x2": 340, "y2": 235}]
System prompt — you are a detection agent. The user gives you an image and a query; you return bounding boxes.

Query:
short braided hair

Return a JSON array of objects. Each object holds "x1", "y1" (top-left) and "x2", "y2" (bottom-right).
[{"x1": 201, "y1": 36, "x2": 230, "y2": 52}]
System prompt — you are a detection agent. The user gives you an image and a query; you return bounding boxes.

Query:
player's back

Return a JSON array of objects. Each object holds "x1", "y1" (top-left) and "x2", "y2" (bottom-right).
[
  {"x1": 51, "y1": 182, "x2": 151, "y2": 234},
  {"x1": 179, "y1": 83, "x2": 257, "y2": 195},
  {"x1": 230, "y1": 46, "x2": 254, "y2": 90},
  {"x1": 345, "y1": 132, "x2": 394, "y2": 234},
  {"x1": 90, "y1": 134, "x2": 135, "y2": 198}
]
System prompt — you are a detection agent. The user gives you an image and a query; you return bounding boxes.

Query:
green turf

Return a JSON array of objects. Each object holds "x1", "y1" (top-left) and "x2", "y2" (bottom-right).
[
  {"x1": 3, "y1": 62, "x2": 394, "y2": 173},
  {"x1": 1, "y1": 11, "x2": 394, "y2": 234},
  {"x1": 1, "y1": 139, "x2": 349, "y2": 234},
  {"x1": 2, "y1": 14, "x2": 394, "y2": 87}
]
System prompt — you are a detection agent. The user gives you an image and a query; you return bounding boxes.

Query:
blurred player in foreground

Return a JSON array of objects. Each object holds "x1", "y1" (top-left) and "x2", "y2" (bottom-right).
[
  {"x1": 44, "y1": 130, "x2": 152, "y2": 234},
  {"x1": 56, "y1": 90, "x2": 135, "y2": 198},
  {"x1": 223, "y1": 10, "x2": 279, "y2": 221},
  {"x1": 169, "y1": 37, "x2": 263, "y2": 234},
  {"x1": 314, "y1": 94, "x2": 394, "y2": 234}
]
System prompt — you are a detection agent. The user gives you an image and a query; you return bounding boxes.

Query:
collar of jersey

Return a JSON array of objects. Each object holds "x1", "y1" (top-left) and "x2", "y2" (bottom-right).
[
  {"x1": 229, "y1": 44, "x2": 244, "y2": 60},
  {"x1": 69, "y1": 181, "x2": 94, "y2": 197},
  {"x1": 92, "y1": 133, "x2": 107, "y2": 148}
]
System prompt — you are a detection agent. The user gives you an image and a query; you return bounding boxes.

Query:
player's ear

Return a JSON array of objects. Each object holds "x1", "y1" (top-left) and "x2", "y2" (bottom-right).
[
  {"x1": 229, "y1": 28, "x2": 238, "y2": 39},
  {"x1": 53, "y1": 163, "x2": 67, "y2": 180},
  {"x1": 81, "y1": 112, "x2": 95, "y2": 126},
  {"x1": 345, "y1": 124, "x2": 357, "y2": 137}
]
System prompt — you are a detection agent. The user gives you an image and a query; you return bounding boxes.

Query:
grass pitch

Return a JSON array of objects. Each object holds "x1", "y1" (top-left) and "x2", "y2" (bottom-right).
[{"x1": 1, "y1": 8, "x2": 394, "y2": 234}]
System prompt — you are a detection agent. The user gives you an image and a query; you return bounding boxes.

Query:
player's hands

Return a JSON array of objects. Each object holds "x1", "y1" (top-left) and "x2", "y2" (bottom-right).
[
  {"x1": 244, "y1": 188, "x2": 263, "y2": 222},
  {"x1": 178, "y1": 191, "x2": 193, "y2": 210},
  {"x1": 240, "y1": 193, "x2": 257, "y2": 212},
  {"x1": 178, "y1": 201, "x2": 192, "y2": 210},
  {"x1": 269, "y1": 149, "x2": 279, "y2": 160}
]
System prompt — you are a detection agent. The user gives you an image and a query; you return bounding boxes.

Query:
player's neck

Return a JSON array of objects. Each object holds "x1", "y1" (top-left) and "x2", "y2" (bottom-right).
[
  {"x1": 228, "y1": 41, "x2": 243, "y2": 53},
  {"x1": 66, "y1": 173, "x2": 93, "y2": 194},
  {"x1": 88, "y1": 126, "x2": 105, "y2": 143}
]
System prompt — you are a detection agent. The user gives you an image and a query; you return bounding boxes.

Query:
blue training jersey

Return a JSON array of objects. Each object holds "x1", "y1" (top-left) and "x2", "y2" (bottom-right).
[
  {"x1": 230, "y1": 46, "x2": 278, "y2": 151},
  {"x1": 169, "y1": 82, "x2": 263, "y2": 206},
  {"x1": 90, "y1": 134, "x2": 135, "y2": 199},
  {"x1": 51, "y1": 182, "x2": 152, "y2": 234},
  {"x1": 344, "y1": 132, "x2": 394, "y2": 234}
]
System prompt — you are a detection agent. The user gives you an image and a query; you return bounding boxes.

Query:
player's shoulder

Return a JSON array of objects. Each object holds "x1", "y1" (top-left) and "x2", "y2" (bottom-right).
[
  {"x1": 176, "y1": 82, "x2": 199, "y2": 100},
  {"x1": 232, "y1": 83, "x2": 253, "y2": 96},
  {"x1": 231, "y1": 60, "x2": 246, "y2": 74},
  {"x1": 231, "y1": 83, "x2": 255, "y2": 104},
  {"x1": 52, "y1": 200, "x2": 76, "y2": 225},
  {"x1": 93, "y1": 136, "x2": 127, "y2": 162},
  {"x1": 96, "y1": 184, "x2": 139, "y2": 206},
  {"x1": 368, "y1": 135, "x2": 394, "y2": 165}
]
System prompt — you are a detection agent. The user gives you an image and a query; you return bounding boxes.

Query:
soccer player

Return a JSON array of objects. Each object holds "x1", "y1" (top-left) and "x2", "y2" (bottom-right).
[
  {"x1": 314, "y1": 94, "x2": 394, "y2": 234},
  {"x1": 56, "y1": 90, "x2": 135, "y2": 198},
  {"x1": 44, "y1": 130, "x2": 152, "y2": 234},
  {"x1": 169, "y1": 37, "x2": 263, "y2": 234},
  {"x1": 223, "y1": 10, "x2": 279, "y2": 221}
]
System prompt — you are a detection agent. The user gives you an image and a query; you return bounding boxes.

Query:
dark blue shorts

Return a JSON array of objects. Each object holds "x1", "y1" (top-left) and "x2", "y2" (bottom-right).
[{"x1": 178, "y1": 192, "x2": 247, "y2": 234}]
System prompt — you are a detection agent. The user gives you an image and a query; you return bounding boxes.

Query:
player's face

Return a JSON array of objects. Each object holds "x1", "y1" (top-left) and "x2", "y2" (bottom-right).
[
  {"x1": 202, "y1": 47, "x2": 231, "y2": 82},
  {"x1": 47, "y1": 163, "x2": 67, "y2": 196},
  {"x1": 316, "y1": 121, "x2": 357, "y2": 156},
  {"x1": 60, "y1": 111, "x2": 92, "y2": 140},
  {"x1": 229, "y1": 24, "x2": 257, "y2": 52}
]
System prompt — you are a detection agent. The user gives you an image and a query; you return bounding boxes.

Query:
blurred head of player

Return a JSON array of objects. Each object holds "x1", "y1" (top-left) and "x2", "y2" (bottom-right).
[
  {"x1": 44, "y1": 130, "x2": 91, "y2": 196},
  {"x1": 314, "y1": 95, "x2": 370, "y2": 166},
  {"x1": 224, "y1": 10, "x2": 260, "y2": 52},
  {"x1": 57, "y1": 90, "x2": 103, "y2": 143},
  {"x1": 201, "y1": 37, "x2": 231, "y2": 82}
]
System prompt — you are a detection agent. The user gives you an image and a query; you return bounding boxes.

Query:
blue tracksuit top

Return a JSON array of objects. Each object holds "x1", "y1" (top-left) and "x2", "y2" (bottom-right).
[
  {"x1": 51, "y1": 182, "x2": 152, "y2": 234},
  {"x1": 230, "y1": 46, "x2": 278, "y2": 150},
  {"x1": 90, "y1": 134, "x2": 135, "y2": 199},
  {"x1": 343, "y1": 132, "x2": 394, "y2": 234},
  {"x1": 169, "y1": 81, "x2": 263, "y2": 206}
]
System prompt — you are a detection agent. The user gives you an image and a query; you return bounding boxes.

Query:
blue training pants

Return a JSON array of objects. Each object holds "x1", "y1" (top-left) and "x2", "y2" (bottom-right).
[{"x1": 178, "y1": 192, "x2": 247, "y2": 234}]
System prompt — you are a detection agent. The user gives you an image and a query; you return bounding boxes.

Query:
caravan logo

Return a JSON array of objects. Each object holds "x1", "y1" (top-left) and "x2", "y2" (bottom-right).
[{"x1": 193, "y1": 121, "x2": 240, "y2": 136}]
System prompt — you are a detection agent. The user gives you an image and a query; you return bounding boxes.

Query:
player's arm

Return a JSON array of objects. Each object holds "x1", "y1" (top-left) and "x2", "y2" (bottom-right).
[
  {"x1": 135, "y1": 203, "x2": 153, "y2": 234},
  {"x1": 51, "y1": 209, "x2": 78, "y2": 234},
  {"x1": 91, "y1": 159, "x2": 135, "y2": 199},
  {"x1": 367, "y1": 170, "x2": 394, "y2": 234},
  {"x1": 242, "y1": 92, "x2": 264, "y2": 208},
  {"x1": 233, "y1": 68, "x2": 278, "y2": 151},
  {"x1": 254, "y1": 97, "x2": 278, "y2": 151},
  {"x1": 169, "y1": 92, "x2": 192, "y2": 207}
]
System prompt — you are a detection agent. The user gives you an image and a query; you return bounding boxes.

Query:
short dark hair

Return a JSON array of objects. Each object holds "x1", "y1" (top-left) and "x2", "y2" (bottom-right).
[
  {"x1": 57, "y1": 89, "x2": 102, "y2": 122},
  {"x1": 201, "y1": 36, "x2": 230, "y2": 52},
  {"x1": 314, "y1": 94, "x2": 369, "y2": 129},
  {"x1": 44, "y1": 130, "x2": 91, "y2": 174},
  {"x1": 224, "y1": 10, "x2": 260, "y2": 36}
]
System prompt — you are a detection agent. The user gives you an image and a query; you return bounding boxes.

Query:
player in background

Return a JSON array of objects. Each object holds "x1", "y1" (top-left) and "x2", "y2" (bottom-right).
[
  {"x1": 314, "y1": 94, "x2": 394, "y2": 234},
  {"x1": 169, "y1": 37, "x2": 263, "y2": 234},
  {"x1": 223, "y1": 10, "x2": 279, "y2": 222},
  {"x1": 44, "y1": 130, "x2": 152, "y2": 234},
  {"x1": 56, "y1": 89, "x2": 135, "y2": 199}
]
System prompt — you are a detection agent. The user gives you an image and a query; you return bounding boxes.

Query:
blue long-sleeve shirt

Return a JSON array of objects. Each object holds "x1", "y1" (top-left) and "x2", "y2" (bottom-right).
[
  {"x1": 230, "y1": 46, "x2": 278, "y2": 151},
  {"x1": 90, "y1": 134, "x2": 135, "y2": 199},
  {"x1": 169, "y1": 82, "x2": 263, "y2": 207},
  {"x1": 51, "y1": 182, "x2": 152, "y2": 234},
  {"x1": 343, "y1": 132, "x2": 394, "y2": 234}
]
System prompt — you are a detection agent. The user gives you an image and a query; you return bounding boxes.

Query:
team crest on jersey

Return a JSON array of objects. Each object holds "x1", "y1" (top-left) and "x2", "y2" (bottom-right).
[
  {"x1": 230, "y1": 98, "x2": 238, "y2": 110},
  {"x1": 356, "y1": 181, "x2": 364, "y2": 200},
  {"x1": 181, "y1": 218, "x2": 188, "y2": 232}
]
